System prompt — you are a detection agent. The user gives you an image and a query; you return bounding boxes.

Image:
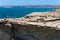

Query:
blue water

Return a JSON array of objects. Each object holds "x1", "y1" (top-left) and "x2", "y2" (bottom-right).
[{"x1": 0, "y1": 7, "x2": 56, "y2": 18}]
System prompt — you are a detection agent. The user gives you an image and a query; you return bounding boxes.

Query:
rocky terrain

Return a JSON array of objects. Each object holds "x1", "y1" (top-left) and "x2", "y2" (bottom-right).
[{"x1": 0, "y1": 8, "x2": 60, "y2": 40}]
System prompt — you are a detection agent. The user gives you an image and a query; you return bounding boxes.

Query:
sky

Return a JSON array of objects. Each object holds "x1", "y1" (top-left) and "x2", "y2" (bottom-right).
[{"x1": 0, "y1": 0, "x2": 60, "y2": 6}]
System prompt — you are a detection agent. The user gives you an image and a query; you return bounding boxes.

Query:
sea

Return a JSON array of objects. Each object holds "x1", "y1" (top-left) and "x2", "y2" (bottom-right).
[{"x1": 0, "y1": 6, "x2": 56, "y2": 18}]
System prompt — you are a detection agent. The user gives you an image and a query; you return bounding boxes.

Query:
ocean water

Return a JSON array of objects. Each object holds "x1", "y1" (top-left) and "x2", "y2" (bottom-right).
[{"x1": 0, "y1": 7, "x2": 56, "y2": 18}]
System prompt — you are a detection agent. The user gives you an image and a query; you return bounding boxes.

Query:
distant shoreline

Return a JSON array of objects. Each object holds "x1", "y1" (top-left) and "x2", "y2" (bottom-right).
[{"x1": 1, "y1": 5, "x2": 60, "y2": 8}]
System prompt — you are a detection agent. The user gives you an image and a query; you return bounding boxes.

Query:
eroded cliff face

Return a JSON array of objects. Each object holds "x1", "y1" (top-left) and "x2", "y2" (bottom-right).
[
  {"x1": 0, "y1": 23, "x2": 60, "y2": 40},
  {"x1": 0, "y1": 24, "x2": 11, "y2": 40},
  {"x1": 13, "y1": 24, "x2": 60, "y2": 40}
]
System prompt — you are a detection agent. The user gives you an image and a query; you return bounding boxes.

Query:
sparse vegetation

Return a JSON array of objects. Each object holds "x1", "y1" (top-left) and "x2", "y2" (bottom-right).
[
  {"x1": 37, "y1": 18, "x2": 44, "y2": 22},
  {"x1": 25, "y1": 16, "x2": 29, "y2": 18}
]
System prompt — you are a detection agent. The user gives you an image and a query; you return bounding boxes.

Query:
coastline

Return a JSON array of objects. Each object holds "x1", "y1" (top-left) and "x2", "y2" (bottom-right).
[
  {"x1": 0, "y1": 8, "x2": 60, "y2": 30},
  {"x1": 0, "y1": 8, "x2": 60, "y2": 40}
]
